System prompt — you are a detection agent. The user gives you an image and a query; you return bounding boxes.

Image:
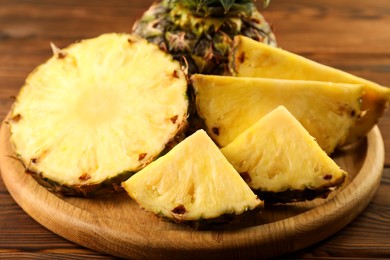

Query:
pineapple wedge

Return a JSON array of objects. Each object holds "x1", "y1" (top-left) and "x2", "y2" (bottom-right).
[
  {"x1": 122, "y1": 130, "x2": 263, "y2": 225},
  {"x1": 9, "y1": 33, "x2": 188, "y2": 196},
  {"x1": 192, "y1": 74, "x2": 363, "y2": 154},
  {"x1": 230, "y1": 35, "x2": 390, "y2": 143},
  {"x1": 221, "y1": 106, "x2": 347, "y2": 203}
]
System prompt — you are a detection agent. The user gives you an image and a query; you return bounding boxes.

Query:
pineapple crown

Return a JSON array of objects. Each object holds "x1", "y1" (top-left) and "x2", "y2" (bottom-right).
[{"x1": 166, "y1": 0, "x2": 271, "y2": 17}]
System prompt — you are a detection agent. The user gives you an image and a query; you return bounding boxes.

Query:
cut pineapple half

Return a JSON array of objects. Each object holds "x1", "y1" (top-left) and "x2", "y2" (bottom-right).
[
  {"x1": 192, "y1": 74, "x2": 363, "y2": 154},
  {"x1": 221, "y1": 106, "x2": 347, "y2": 203},
  {"x1": 9, "y1": 33, "x2": 188, "y2": 196},
  {"x1": 122, "y1": 130, "x2": 263, "y2": 225},
  {"x1": 230, "y1": 35, "x2": 390, "y2": 143}
]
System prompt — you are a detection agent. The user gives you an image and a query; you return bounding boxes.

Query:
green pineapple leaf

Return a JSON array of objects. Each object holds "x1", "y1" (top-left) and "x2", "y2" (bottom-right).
[
  {"x1": 263, "y1": 0, "x2": 271, "y2": 8},
  {"x1": 220, "y1": 0, "x2": 235, "y2": 13}
]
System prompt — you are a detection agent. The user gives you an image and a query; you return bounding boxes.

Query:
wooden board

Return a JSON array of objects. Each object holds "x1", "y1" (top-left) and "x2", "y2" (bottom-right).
[{"x1": 0, "y1": 121, "x2": 385, "y2": 260}]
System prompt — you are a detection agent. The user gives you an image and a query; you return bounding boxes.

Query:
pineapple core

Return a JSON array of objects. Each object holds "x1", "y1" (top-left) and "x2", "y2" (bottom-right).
[
  {"x1": 9, "y1": 33, "x2": 188, "y2": 188},
  {"x1": 123, "y1": 130, "x2": 262, "y2": 222}
]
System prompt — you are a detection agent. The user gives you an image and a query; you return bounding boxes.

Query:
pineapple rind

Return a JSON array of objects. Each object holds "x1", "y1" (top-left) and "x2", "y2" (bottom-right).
[
  {"x1": 192, "y1": 74, "x2": 363, "y2": 154},
  {"x1": 123, "y1": 130, "x2": 263, "y2": 223},
  {"x1": 221, "y1": 106, "x2": 347, "y2": 202},
  {"x1": 9, "y1": 33, "x2": 188, "y2": 194},
  {"x1": 29, "y1": 170, "x2": 132, "y2": 197},
  {"x1": 256, "y1": 184, "x2": 345, "y2": 204},
  {"x1": 22, "y1": 130, "x2": 187, "y2": 197},
  {"x1": 230, "y1": 35, "x2": 390, "y2": 143}
]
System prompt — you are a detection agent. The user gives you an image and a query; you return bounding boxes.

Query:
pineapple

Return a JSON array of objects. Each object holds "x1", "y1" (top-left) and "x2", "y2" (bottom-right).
[
  {"x1": 122, "y1": 130, "x2": 263, "y2": 226},
  {"x1": 8, "y1": 33, "x2": 188, "y2": 196},
  {"x1": 221, "y1": 106, "x2": 347, "y2": 203},
  {"x1": 230, "y1": 35, "x2": 390, "y2": 144},
  {"x1": 132, "y1": 0, "x2": 276, "y2": 75},
  {"x1": 191, "y1": 74, "x2": 364, "y2": 154}
]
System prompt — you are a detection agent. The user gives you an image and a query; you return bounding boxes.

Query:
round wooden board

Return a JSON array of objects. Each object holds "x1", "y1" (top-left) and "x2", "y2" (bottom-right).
[{"x1": 0, "y1": 120, "x2": 385, "y2": 260}]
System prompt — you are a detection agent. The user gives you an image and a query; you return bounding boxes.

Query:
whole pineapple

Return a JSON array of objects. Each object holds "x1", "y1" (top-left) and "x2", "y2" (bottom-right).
[{"x1": 132, "y1": 0, "x2": 276, "y2": 75}]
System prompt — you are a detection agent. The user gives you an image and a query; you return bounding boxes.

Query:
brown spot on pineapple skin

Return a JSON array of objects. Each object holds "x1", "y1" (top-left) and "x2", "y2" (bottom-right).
[
  {"x1": 79, "y1": 173, "x2": 92, "y2": 181},
  {"x1": 138, "y1": 153, "x2": 147, "y2": 161},
  {"x1": 170, "y1": 115, "x2": 178, "y2": 124},
  {"x1": 212, "y1": 127, "x2": 220, "y2": 136},
  {"x1": 172, "y1": 204, "x2": 186, "y2": 214}
]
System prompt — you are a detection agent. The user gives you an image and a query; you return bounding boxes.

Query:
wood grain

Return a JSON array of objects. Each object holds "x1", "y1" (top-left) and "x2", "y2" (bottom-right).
[
  {"x1": 0, "y1": 119, "x2": 385, "y2": 259},
  {"x1": 1, "y1": 0, "x2": 390, "y2": 259}
]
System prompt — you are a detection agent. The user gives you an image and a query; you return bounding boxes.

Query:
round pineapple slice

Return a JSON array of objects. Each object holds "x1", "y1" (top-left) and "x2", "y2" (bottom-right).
[{"x1": 9, "y1": 33, "x2": 188, "y2": 196}]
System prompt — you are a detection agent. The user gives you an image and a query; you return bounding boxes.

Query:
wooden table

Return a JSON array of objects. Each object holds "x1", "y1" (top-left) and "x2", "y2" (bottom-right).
[{"x1": 0, "y1": 0, "x2": 389, "y2": 259}]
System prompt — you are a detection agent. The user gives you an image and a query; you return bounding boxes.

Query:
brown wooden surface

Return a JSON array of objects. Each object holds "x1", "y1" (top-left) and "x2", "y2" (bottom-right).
[
  {"x1": 0, "y1": 0, "x2": 389, "y2": 259},
  {"x1": 0, "y1": 115, "x2": 385, "y2": 259}
]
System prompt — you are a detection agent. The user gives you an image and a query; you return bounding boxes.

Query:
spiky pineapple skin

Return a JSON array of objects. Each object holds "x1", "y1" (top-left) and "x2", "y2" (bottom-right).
[{"x1": 132, "y1": 0, "x2": 276, "y2": 75}]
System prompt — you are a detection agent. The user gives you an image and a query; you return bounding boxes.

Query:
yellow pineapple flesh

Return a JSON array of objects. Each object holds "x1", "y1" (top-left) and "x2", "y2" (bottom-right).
[
  {"x1": 221, "y1": 106, "x2": 347, "y2": 203},
  {"x1": 9, "y1": 33, "x2": 188, "y2": 196},
  {"x1": 192, "y1": 74, "x2": 363, "y2": 154},
  {"x1": 122, "y1": 130, "x2": 263, "y2": 225},
  {"x1": 230, "y1": 35, "x2": 390, "y2": 143}
]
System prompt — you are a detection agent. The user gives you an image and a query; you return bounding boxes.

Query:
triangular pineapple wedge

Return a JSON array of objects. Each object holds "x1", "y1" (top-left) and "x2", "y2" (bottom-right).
[
  {"x1": 230, "y1": 35, "x2": 390, "y2": 143},
  {"x1": 122, "y1": 130, "x2": 263, "y2": 225},
  {"x1": 9, "y1": 33, "x2": 188, "y2": 196},
  {"x1": 192, "y1": 74, "x2": 363, "y2": 154},
  {"x1": 221, "y1": 106, "x2": 347, "y2": 203}
]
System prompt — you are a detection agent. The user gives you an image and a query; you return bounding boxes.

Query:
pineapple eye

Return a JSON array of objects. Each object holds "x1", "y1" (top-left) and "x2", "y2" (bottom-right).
[
  {"x1": 138, "y1": 153, "x2": 148, "y2": 161},
  {"x1": 79, "y1": 173, "x2": 92, "y2": 181},
  {"x1": 57, "y1": 52, "x2": 67, "y2": 59},
  {"x1": 170, "y1": 115, "x2": 179, "y2": 124},
  {"x1": 238, "y1": 52, "x2": 246, "y2": 63},
  {"x1": 172, "y1": 70, "x2": 179, "y2": 79},
  {"x1": 172, "y1": 204, "x2": 187, "y2": 215},
  {"x1": 323, "y1": 174, "x2": 333, "y2": 180},
  {"x1": 10, "y1": 114, "x2": 22, "y2": 123},
  {"x1": 239, "y1": 172, "x2": 252, "y2": 183},
  {"x1": 127, "y1": 38, "x2": 135, "y2": 44},
  {"x1": 212, "y1": 127, "x2": 220, "y2": 136}
]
